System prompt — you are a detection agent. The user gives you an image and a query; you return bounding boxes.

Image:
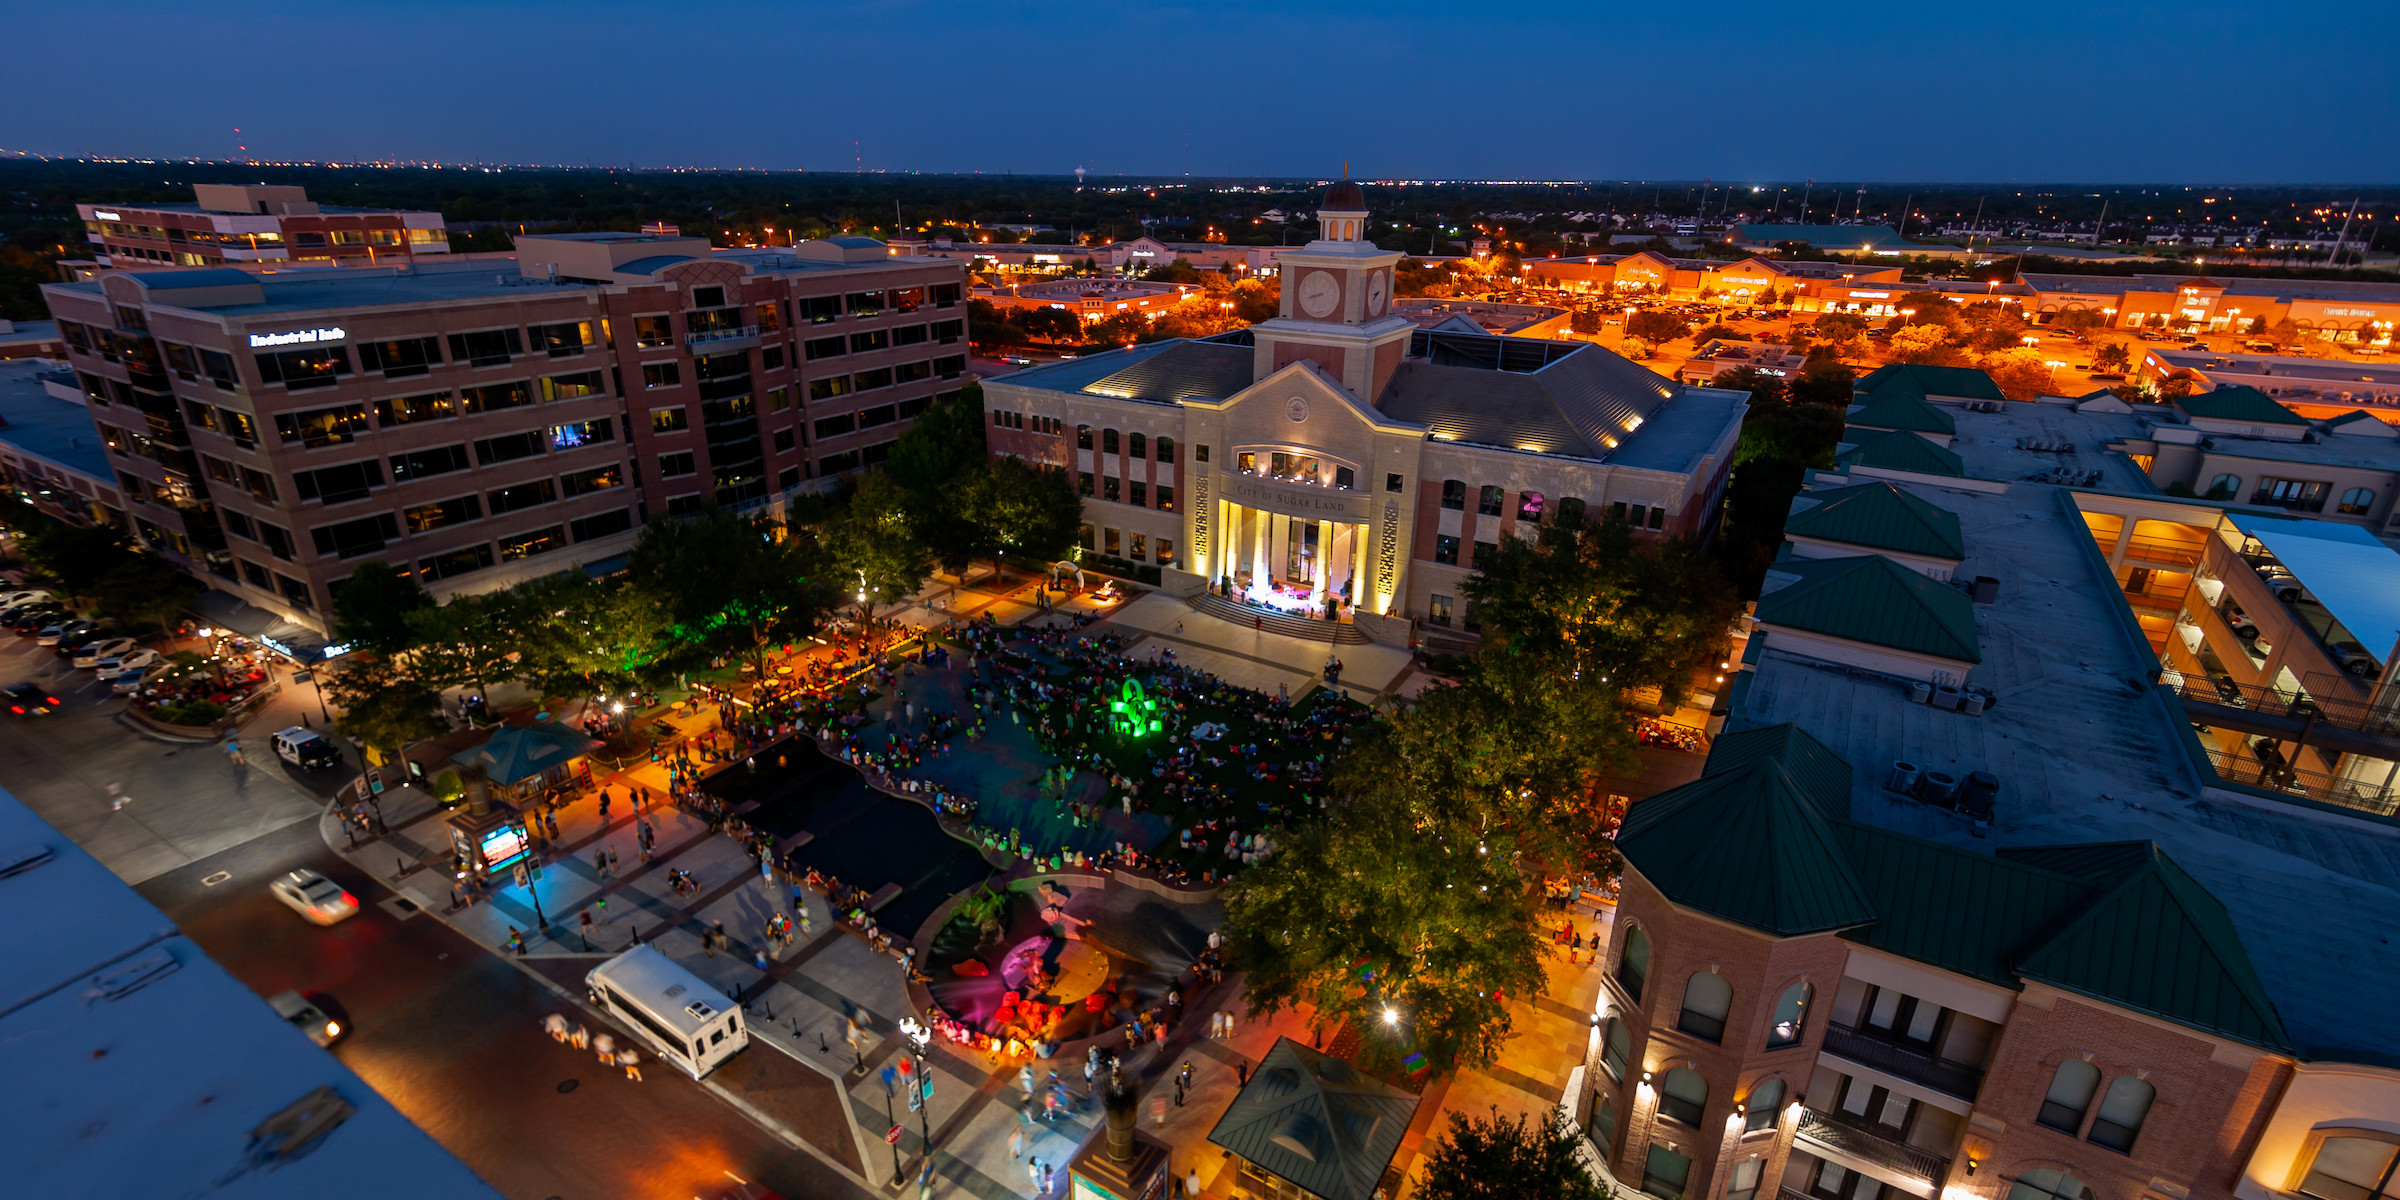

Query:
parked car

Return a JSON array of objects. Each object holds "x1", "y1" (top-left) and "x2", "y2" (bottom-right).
[
  {"x1": 4, "y1": 682, "x2": 62, "y2": 717},
  {"x1": 36, "y1": 620, "x2": 92, "y2": 646},
  {"x1": 52, "y1": 622, "x2": 116, "y2": 655},
  {"x1": 2223, "y1": 607, "x2": 2259, "y2": 639},
  {"x1": 2328, "y1": 641, "x2": 2385, "y2": 679},
  {"x1": 2256, "y1": 565, "x2": 2306, "y2": 602},
  {"x1": 268, "y1": 869, "x2": 359, "y2": 925},
  {"x1": 266, "y1": 990, "x2": 345, "y2": 1047},
  {"x1": 6, "y1": 607, "x2": 63, "y2": 633},
  {"x1": 72, "y1": 637, "x2": 138, "y2": 669},
  {"x1": 0, "y1": 589, "x2": 49, "y2": 608},
  {"x1": 95, "y1": 648, "x2": 159, "y2": 675},
  {"x1": 271, "y1": 727, "x2": 342, "y2": 771},
  {"x1": 110, "y1": 667, "x2": 155, "y2": 695}
]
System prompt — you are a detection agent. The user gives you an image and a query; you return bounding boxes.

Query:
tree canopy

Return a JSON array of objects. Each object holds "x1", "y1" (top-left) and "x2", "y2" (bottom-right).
[
  {"x1": 629, "y1": 507, "x2": 830, "y2": 677},
  {"x1": 331, "y1": 561, "x2": 432, "y2": 656},
  {"x1": 1418, "y1": 1107, "x2": 1606, "y2": 1200}
]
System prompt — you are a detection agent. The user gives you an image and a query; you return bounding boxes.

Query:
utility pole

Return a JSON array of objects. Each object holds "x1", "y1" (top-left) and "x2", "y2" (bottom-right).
[
  {"x1": 1798, "y1": 178, "x2": 1814, "y2": 225},
  {"x1": 1896, "y1": 193, "x2": 1913, "y2": 239},
  {"x1": 2092, "y1": 198, "x2": 2109, "y2": 247},
  {"x1": 2328, "y1": 197, "x2": 2360, "y2": 267},
  {"x1": 1968, "y1": 196, "x2": 1986, "y2": 258}
]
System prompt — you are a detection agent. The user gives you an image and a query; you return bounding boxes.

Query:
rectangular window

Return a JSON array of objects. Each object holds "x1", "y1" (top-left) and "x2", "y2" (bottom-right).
[
  {"x1": 200, "y1": 348, "x2": 239, "y2": 391},
  {"x1": 540, "y1": 370, "x2": 605, "y2": 401},
  {"x1": 1335, "y1": 465, "x2": 1355, "y2": 489},
  {"x1": 650, "y1": 406, "x2": 690, "y2": 434},
  {"x1": 1195, "y1": 444, "x2": 1210, "y2": 464},
  {"x1": 633, "y1": 315, "x2": 674, "y2": 349},
  {"x1": 814, "y1": 413, "x2": 856, "y2": 439},
  {"x1": 773, "y1": 428, "x2": 796, "y2": 453},
  {"x1": 1158, "y1": 484, "x2": 1176, "y2": 512},
  {"x1": 1156, "y1": 437, "x2": 1177, "y2": 463},
  {"x1": 276, "y1": 572, "x2": 314, "y2": 610},
  {"x1": 846, "y1": 291, "x2": 884, "y2": 317},
  {"x1": 755, "y1": 301, "x2": 782, "y2": 333},
  {"x1": 418, "y1": 544, "x2": 495, "y2": 580},
  {"x1": 818, "y1": 450, "x2": 860, "y2": 474},
  {"x1": 805, "y1": 335, "x2": 846, "y2": 360},
  {"x1": 760, "y1": 344, "x2": 785, "y2": 371},
  {"x1": 239, "y1": 558, "x2": 268, "y2": 586},
  {"x1": 1435, "y1": 534, "x2": 1460, "y2": 565},
  {"x1": 528, "y1": 320, "x2": 593, "y2": 357},
  {"x1": 1157, "y1": 537, "x2": 1175, "y2": 565},
  {"x1": 404, "y1": 495, "x2": 482, "y2": 533},
  {"x1": 664, "y1": 493, "x2": 707, "y2": 515},
  {"x1": 254, "y1": 346, "x2": 351, "y2": 390},
  {"x1": 310, "y1": 513, "x2": 401, "y2": 559},
  {"x1": 857, "y1": 404, "x2": 898, "y2": 429},
  {"x1": 658, "y1": 451, "x2": 696, "y2": 477},
  {"x1": 570, "y1": 508, "x2": 635, "y2": 542},
  {"x1": 1441, "y1": 480, "x2": 1466, "y2": 510},
  {"x1": 800, "y1": 295, "x2": 842, "y2": 324},
  {"x1": 257, "y1": 521, "x2": 296, "y2": 562},
  {"x1": 1643, "y1": 1146, "x2": 1693, "y2": 1200},
  {"x1": 932, "y1": 283, "x2": 961, "y2": 307},
  {"x1": 890, "y1": 286, "x2": 924, "y2": 313},
  {"x1": 853, "y1": 367, "x2": 893, "y2": 391},
  {"x1": 767, "y1": 386, "x2": 792, "y2": 412},
  {"x1": 1130, "y1": 481, "x2": 1147, "y2": 508},
  {"x1": 850, "y1": 330, "x2": 890, "y2": 354},
  {"x1": 458, "y1": 380, "x2": 534, "y2": 414},
  {"x1": 240, "y1": 466, "x2": 279, "y2": 504},
  {"x1": 498, "y1": 525, "x2": 567, "y2": 561},
  {"x1": 202, "y1": 455, "x2": 238, "y2": 485},
  {"x1": 778, "y1": 466, "x2": 802, "y2": 490},
  {"x1": 274, "y1": 403, "x2": 370, "y2": 448},
  {"x1": 356, "y1": 335, "x2": 443, "y2": 377},
  {"x1": 1649, "y1": 505, "x2": 1666, "y2": 531},
  {"x1": 1104, "y1": 476, "x2": 1121, "y2": 502},
  {"x1": 809, "y1": 376, "x2": 852, "y2": 402},
  {"x1": 446, "y1": 327, "x2": 523, "y2": 367},
  {"x1": 1079, "y1": 472, "x2": 1094, "y2": 496},
  {"x1": 896, "y1": 360, "x2": 932, "y2": 383},
  {"x1": 375, "y1": 390, "x2": 454, "y2": 427},
  {"x1": 472, "y1": 431, "x2": 545, "y2": 466},
  {"x1": 1127, "y1": 533, "x2": 1146, "y2": 560},
  {"x1": 391, "y1": 444, "x2": 471, "y2": 481},
  {"x1": 560, "y1": 465, "x2": 624, "y2": 496},
  {"x1": 548, "y1": 418, "x2": 612, "y2": 450},
  {"x1": 893, "y1": 324, "x2": 928, "y2": 346},
  {"x1": 292, "y1": 459, "x2": 383, "y2": 504},
  {"x1": 1429, "y1": 594, "x2": 1453, "y2": 625},
  {"x1": 487, "y1": 479, "x2": 558, "y2": 514},
  {"x1": 1104, "y1": 528, "x2": 1121, "y2": 557},
  {"x1": 1478, "y1": 485, "x2": 1505, "y2": 516},
  {"x1": 932, "y1": 319, "x2": 963, "y2": 343}
]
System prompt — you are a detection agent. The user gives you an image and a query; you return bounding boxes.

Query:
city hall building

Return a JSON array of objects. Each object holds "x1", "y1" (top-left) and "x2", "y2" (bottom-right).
[{"x1": 981, "y1": 183, "x2": 1748, "y2": 643}]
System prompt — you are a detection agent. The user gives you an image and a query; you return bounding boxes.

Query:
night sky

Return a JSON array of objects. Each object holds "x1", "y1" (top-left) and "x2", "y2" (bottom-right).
[{"x1": 8, "y1": 0, "x2": 2393, "y2": 182}]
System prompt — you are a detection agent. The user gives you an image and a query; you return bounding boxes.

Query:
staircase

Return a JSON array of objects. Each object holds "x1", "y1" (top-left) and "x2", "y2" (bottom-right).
[{"x1": 1187, "y1": 591, "x2": 1372, "y2": 644}]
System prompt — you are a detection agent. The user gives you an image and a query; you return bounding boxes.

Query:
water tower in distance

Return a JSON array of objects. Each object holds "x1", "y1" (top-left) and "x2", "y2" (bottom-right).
[{"x1": 1075, "y1": 165, "x2": 1087, "y2": 188}]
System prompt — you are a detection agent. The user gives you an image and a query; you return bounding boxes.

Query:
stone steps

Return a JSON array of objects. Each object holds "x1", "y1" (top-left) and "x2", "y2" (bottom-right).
[{"x1": 1187, "y1": 592, "x2": 1371, "y2": 645}]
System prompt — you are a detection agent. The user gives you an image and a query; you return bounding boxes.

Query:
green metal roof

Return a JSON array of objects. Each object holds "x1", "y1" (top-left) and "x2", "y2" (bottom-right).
[
  {"x1": 1206, "y1": 1037, "x2": 1420, "y2": 1200},
  {"x1": 1753, "y1": 555, "x2": 1982, "y2": 664},
  {"x1": 1836, "y1": 429, "x2": 1965, "y2": 477},
  {"x1": 1783, "y1": 482, "x2": 1967, "y2": 561},
  {"x1": 1846, "y1": 389, "x2": 1958, "y2": 437},
  {"x1": 2002, "y1": 843, "x2": 2294, "y2": 1050},
  {"x1": 2175, "y1": 386, "x2": 2309, "y2": 426},
  {"x1": 1704, "y1": 723, "x2": 1854, "y2": 820},
  {"x1": 1854, "y1": 363, "x2": 2007, "y2": 403},
  {"x1": 1833, "y1": 823, "x2": 2100, "y2": 986},
  {"x1": 1616, "y1": 757, "x2": 1880, "y2": 936}
]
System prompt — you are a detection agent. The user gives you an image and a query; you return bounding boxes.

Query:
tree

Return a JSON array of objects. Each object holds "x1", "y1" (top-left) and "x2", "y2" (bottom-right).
[
  {"x1": 330, "y1": 560, "x2": 432, "y2": 656},
  {"x1": 2091, "y1": 341, "x2": 2132, "y2": 373},
  {"x1": 1625, "y1": 310, "x2": 1692, "y2": 344},
  {"x1": 512, "y1": 571, "x2": 681, "y2": 700},
  {"x1": 1714, "y1": 366, "x2": 1787, "y2": 407},
  {"x1": 1811, "y1": 312, "x2": 1869, "y2": 342},
  {"x1": 407, "y1": 590, "x2": 525, "y2": 707},
  {"x1": 1418, "y1": 1107, "x2": 1605, "y2": 1200},
  {"x1": 1692, "y1": 323, "x2": 1740, "y2": 344},
  {"x1": 1017, "y1": 306, "x2": 1077, "y2": 342},
  {"x1": 1090, "y1": 310, "x2": 1147, "y2": 345},
  {"x1": 1982, "y1": 347, "x2": 2057, "y2": 401},
  {"x1": 92, "y1": 554, "x2": 201, "y2": 634},
  {"x1": 828, "y1": 469, "x2": 932, "y2": 622},
  {"x1": 629, "y1": 508, "x2": 831, "y2": 678},
  {"x1": 2156, "y1": 372, "x2": 2197, "y2": 400},
  {"x1": 2055, "y1": 308, "x2": 2109, "y2": 336},
  {"x1": 1889, "y1": 323, "x2": 1963, "y2": 365},
  {"x1": 962, "y1": 457, "x2": 1080, "y2": 575},
  {"x1": 23, "y1": 521, "x2": 132, "y2": 603},
  {"x1": 1785, "y1": 359, "x2": 1856, "y2": 408},
  {"x1": 322, "y1": 653, "x2": 449, "y2": 766}
]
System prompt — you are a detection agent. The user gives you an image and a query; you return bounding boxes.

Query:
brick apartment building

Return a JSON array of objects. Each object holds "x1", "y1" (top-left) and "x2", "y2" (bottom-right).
[
  {"x1": 77, "y1": 184, "x2": 450, "y2": 269},
  {"x1": 36, "y1": 232, "x2": 966, "y2": 640}
]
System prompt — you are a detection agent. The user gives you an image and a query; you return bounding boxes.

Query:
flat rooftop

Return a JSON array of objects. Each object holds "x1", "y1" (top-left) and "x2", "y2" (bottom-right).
[
  {"x1": 0, "y1": 359, "x2": 112, "y2": 479},
  {"x1": 0, "y1": 784, "x2": 501, "y2": 1197},
  {"x1": 2150, "y1": 348, "x2": 2400, "y2": 388},
  {"x1": 1737, "y1": 456, "x2": 2400, "y2": 1064},
  {"x1": 1942, "y1": 396, "x2": 2161, "y2": 490},
  {"x1": 87, "y1": 200, "x2": 440, "y2": 217}
]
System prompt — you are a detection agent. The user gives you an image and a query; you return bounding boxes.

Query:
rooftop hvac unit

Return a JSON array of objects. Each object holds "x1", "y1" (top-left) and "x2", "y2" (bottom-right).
[
  {"x1": 1959, "y1": 771, "x2": 1999, "y2": 819},
  {"x1": 1961, "y1": 692, "x2": 1988, "y2": 716},
  {"x1": 1910, "y1": 681, "x2": 1933, "y2": 705},
  {"x1": 1886, "y1": 761, "x2": 1923, "y2": 793},
  {"x1": 1933, "y1": 685, "x2": 1964, "y2": 711},
  {"x1": 1971, "y1": 576, "x2": 2000, "y2": 604},
  {"x1": 1918, "y1": 770, "x2": 1961, "y2": 805}
]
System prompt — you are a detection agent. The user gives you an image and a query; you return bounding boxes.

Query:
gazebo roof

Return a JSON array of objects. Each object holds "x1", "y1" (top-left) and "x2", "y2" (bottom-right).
[{"x1": 448, "y1": 721, "x2": 602, "y2": 786}]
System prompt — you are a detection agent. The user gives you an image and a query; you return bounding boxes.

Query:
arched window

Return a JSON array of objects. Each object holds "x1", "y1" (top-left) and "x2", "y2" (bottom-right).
[
  {"x1": 2205, "y1": 473, "x2": 2241, "y2": 501},
  {"x1": 1156, "y1": 437, "x2": 1176, "y2": 463},
  {"x1": 1128, "y1": 432, "x2": 1146, "y2": 458},
  {"x1": 2088, "y1": 1077, "x2": 2155, "y2": 1153},
  {"x1": 2296, "y1": 1132, "x2": 2400, "y2": 1200},
  {"x1": 1077, "y1": 424, "x2": 1093, "y2": 450},
  {"x1": 1614, "y1": 925, "x2": 1650, "y2": 1002},
  {"x1": 1766, "y1": 981, "x2": 1813, "y2": 1048},
  {"x1": 1519, "y1": 491, "x2": 1545, "y2": 522},
  {"x1": 2340, "y1": 487, "x2": 2375, "y2": 515},
  {"x1": 1678, "y1": 972, "x2": 1732, "y2": 1043},
  {"x1": 1103, "y1": 428, "x2": 1120, "y2": 455},
  {"x1": 1601, "y1": 1017, "x2": 1631, "y2": 1082},
  {"x1": 1590, "y1": 1091, "x2": 1622, "y2": 1156},
  {"x1": 1658, "y1": 1067, "x2": 1708, "y2": 1125},
  {"x1": 2037, "y1": 1059, "x2": 2101, "y2": 1133},
  {"x1": 1478, "y1": 484, "x2": 1505, "y2": 516},
  {"x1": 2009, "y1": 1170, "x2": 2097, "y2": 1200},
  {"x1": 1744, "y1": 1079, "x2": 1784, "y2": 1134},
  {"x1": 1557, "y1": 496, "x2": 1587, "y2": 526},
  {"x1": 1441, "y1": 479, "x2": 1467, "y2": 510}
]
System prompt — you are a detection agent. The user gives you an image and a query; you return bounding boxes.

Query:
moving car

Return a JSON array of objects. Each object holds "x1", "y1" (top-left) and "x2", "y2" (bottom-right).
[
  {"x1": 271, "y1": 727, "x2": 342, "y2": 771},
  {"x1": 268, "y1": 869, "x2": 359, "y2": 925},
  {"x1": 266, "y1": 990, "x2": 344, "y2": 1047},
  {"x1": 72, "y1": 637, "x2": 138, "y2": 669},
  {"x1": 4, "y1": 682, "x2": 62, "y2": 717},
  {"x1": 0, "y1": 589, "x2": 48, "y2": 608}
]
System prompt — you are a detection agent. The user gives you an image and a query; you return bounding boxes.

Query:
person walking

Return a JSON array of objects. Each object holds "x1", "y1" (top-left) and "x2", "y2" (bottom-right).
[
  {"x1": 606, "y1": 845, "x2": 620, "y2": 874},
  {"x1": 1026, "y1": 1158, "x2": 1044, "y2": 1196},
  {"x1": 1008, "y1": 1126, "x2": 1026, "y2": 1161},
  {"x1": 105, "y1": 782, "x2": 127, "y2": 811},
  {"x1": 578, "y1": 908, "x2": 595, "y2": 949},
  {"x1": 1018, "y1": 1063, "x2": 1037, "y2": 1104},
  {"x1": 1185, "y1": 1166, "x2": 1201, "y2": 1199},
  {"x1": 571, "y1": 1023, "x2": 589, "y2": 1050},
  {"x1": 543, "y1": 1013, "x2": 568, "y2": 1043},
  {"x1": 594, "y1": 847, "x2": 610, "y2": 879},
  {"x1": 593, "y1": 1032, "x2": 615, "y2": 1065},
  {"x1": 507, "y1": 927, "x2": 526, "y2": 955},
  {"x1": 618, "y1": 1047, "x2": 642, "y2": 1082}
]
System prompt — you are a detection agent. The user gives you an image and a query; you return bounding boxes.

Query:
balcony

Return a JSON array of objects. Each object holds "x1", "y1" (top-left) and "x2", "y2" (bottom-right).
[
  {"x1": 1795, "y1": 1107, "x2": 1953, "y2": 1187},
  {"x1": 687, "y1": 324, "x2": 761, "y2": 352},
  {"x1": 1821, "y1": 1022, "x2": 1983, "y2": 1101}
]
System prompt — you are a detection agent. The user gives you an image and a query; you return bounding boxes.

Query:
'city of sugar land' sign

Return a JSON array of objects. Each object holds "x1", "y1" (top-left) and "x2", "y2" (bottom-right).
[{"x1": 248, "y1": 327, "x2": 347, "y2": 348}]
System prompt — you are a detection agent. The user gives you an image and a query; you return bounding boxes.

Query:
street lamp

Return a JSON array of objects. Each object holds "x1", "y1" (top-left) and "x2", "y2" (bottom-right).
[
  {"x1": 899, "y1": 1017, "x2": 935, "y2": 1164},
  {"x1": 878, "y1": 1064, "x2": 905, "y2": 1187}
]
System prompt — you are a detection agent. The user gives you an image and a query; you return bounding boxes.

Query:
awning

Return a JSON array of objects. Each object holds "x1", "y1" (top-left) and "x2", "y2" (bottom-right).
[{"x1": 188, "y1": 590, "x2": 340, "y2": 662}]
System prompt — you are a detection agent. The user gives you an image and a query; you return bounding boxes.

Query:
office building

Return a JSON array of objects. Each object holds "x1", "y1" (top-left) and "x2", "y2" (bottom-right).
[
  {"x1": 2022, "y1": 273, "x2": 2400, "y2": 347},
  {"x1": 77, "y1": 184, "x2": 450, "y2": 269}
]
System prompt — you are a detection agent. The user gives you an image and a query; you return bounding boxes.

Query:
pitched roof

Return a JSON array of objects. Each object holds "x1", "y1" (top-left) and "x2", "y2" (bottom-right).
[
  {"x1": 1833, "y1": 823, "x2": 2100, "y2": 986},
  {"x1": 1846, "y1": 388, "x2": 1959, "y2": 437},
  {"x1": 1855, "y1": 363, "x2": 2007, "y2": 403},
  {"x1": 1837, "y1": 428, "x2": 1966, "y2": 477},
  {"x1": 1754, "y1": 554, "x2": 1982, "y2": 663},
  {"x1": 1703, "y1": 723, "x2": 1855, "y2": 820},
  {"x1": 1783, "y1": 482, "x2": 1967, "y2": 561},
  {"x1": 2176, "y1": 385, "x2": 2309, "y2": 426},
  {"x1": 1381, "y1": 339, "x2": 1675, "y2": 458},
  {"x1": 1616, "y1": 757, "x2": 1879, "y2": 936},
  {"x1": 2001, "y1": 843, "x2": 2294, "y2": 1049},
  {"x1": 1081, "y1": 339, "x2": 1256, "y2": 404},
  {"x1": 1206, "y1": 1038, "x2": 1418, "y2": 1200},
  {"x1": 448, "y1": 721, "x2": 602, "y2": 785}
]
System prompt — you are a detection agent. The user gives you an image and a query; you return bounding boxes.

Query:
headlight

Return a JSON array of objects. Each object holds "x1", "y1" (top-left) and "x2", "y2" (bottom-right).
[{"x1": 324, "y1": 1022, "x2": 340, "y2": 1037}]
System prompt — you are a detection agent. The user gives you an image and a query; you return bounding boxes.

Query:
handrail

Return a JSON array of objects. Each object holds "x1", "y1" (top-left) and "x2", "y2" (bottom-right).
[
  {"x1": 686, "y1": 324, "x2": 760, "y2": 347},
  {"x1": 1796, "y1": 1107, "x2": 1953, "y2": 1184},
  {"x1": 1820, "y1": 1022, "x2": 1983, "y2": 1101}
]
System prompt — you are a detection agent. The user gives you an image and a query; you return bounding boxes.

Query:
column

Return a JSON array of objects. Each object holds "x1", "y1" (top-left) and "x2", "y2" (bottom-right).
[
  {"x1": 1249, "y1": 507, "x2": 1270, "y2": 596},
  {"x1": 1327, "y1": 522, "x2": 1355, "y2": 607}
]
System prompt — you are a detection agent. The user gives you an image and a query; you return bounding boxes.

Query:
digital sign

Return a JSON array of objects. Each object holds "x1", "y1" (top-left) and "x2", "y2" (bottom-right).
[
  {"x1": 248, "y1": 327, "x2": 347, "y2": 348},
  {"x1": 479, "y1": 824, "x2": 529, "y2": 870}
]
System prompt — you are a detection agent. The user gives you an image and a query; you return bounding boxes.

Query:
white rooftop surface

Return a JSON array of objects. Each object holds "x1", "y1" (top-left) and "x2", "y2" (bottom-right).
[
  {"x1": 0, "y1": 786, "x2": 501, "y2": 1198},
  {"x1": 1736, "y1": 477, "x2": 2400, "y2": 1064},
  {"x1": 589, "y1": 944, "x2": 737, "y2": 1040},
  {"x1": 2233, "y1": 514, "x2": 2400, "y2": 662},
  {"x1": 1939, "y1": 396, "x2": 2159, "y2": 490}
]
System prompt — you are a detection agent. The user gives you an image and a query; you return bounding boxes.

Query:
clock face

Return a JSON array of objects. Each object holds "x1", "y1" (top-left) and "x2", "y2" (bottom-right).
[
  {"x1": 1298, "y1": 271, "x2": 1339, "y2": 318},
  {"x1": 1365, "y1": 271, "x2": 1388, "y2": 315}
]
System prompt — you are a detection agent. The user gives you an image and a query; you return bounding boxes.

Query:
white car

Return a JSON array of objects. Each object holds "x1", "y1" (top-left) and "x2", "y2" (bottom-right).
[
  {"x1": 94, "y1": 648, "x2": 158, "y2": 674},
  {"x1": 110, "y1": 667, "x2": 156, "y2": 695},
  {"x1": 267, "y1": 990, "x2": 345, "y2": 1047},
  {"x1": 0, "y1": 589, "x2": 48, "y2": 608},
  {"x1": 72, "y1": 637, "x2": 138, "y2": 669},
  {"x1": 268, "y1": 869, "x2": 359, "y2": 926}
]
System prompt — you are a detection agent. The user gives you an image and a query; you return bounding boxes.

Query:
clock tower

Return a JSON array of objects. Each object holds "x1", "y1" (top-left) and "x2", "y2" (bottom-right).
[{"x1": 1250, "y1": 177, "x2": 1415, "y2": 405}]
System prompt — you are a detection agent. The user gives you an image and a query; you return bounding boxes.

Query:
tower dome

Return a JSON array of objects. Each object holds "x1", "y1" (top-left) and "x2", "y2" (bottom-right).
[{"x1": 1321, "y1": 179, "x2": 1366, "y2": 211}]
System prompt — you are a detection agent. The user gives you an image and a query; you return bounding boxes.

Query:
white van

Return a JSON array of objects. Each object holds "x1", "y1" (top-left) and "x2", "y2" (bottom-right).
[{"x1": 585, "y1": 945, "x2": 748, "y2": 1079}]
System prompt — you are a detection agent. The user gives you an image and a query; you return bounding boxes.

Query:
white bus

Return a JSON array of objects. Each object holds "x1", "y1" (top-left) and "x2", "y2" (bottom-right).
[{"x1": 585, "y1": 945, "x2": 748, "y2": 1080}]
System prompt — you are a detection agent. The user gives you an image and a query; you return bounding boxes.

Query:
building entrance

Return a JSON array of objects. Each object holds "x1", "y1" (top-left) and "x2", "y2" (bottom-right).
[{"x1": 1219, "y1": 501, "x2": 1362, "y2": 621}]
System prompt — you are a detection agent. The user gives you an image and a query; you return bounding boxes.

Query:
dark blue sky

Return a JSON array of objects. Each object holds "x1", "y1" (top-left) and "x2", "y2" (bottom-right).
[{"x1": 8, "y1": 1, "x2": 2393, "y2": 183}]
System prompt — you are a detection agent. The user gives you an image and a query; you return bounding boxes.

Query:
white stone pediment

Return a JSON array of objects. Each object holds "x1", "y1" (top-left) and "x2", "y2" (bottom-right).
[{"x1": 1203, "y1": 359, "x2": 1422, "y2": 439}]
